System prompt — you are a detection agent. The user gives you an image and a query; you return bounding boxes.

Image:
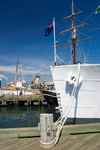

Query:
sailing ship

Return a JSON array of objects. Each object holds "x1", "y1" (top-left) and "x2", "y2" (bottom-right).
[
  {"x1": 50, "y1": 1, "x2": 100, "y2": 124},
  {"x1": 0, "y1": 60, "x2": 35, "y2": 97}
]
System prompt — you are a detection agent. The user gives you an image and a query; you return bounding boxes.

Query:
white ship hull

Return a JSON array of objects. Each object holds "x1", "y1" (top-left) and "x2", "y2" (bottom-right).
[{"x1": 51, "y1": 64, "x2": 100, "y2": 123}]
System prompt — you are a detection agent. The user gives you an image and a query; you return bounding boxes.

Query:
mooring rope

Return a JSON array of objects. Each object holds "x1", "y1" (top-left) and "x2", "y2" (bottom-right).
[{"x1": 40, "y1": 63, "x2": 81, "y2": 148}]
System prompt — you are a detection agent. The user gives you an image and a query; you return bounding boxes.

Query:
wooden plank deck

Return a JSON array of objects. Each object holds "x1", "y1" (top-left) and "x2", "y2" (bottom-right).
[
  {"x1": 0, "y1": 132, "x2": 100, "y2": 150},
  {"x1": 0, "y1": 123, "x2": 100, "y2": 150}
]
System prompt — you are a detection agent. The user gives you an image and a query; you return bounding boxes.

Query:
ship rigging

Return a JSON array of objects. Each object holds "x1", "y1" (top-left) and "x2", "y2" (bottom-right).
[{"x1": 53, "y1": 1, "x2": 92, "y2": 65}]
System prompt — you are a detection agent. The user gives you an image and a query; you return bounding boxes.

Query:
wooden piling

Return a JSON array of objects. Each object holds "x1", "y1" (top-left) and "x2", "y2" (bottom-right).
[{"x1": 0, "y1": 95, "x2": 46, "y2": 106}]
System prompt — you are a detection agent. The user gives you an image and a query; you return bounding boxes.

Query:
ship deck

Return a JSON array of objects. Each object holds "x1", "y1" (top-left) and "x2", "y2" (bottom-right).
[{"x1": 0, "y1": 123, "x2": 100, "y2": 150}]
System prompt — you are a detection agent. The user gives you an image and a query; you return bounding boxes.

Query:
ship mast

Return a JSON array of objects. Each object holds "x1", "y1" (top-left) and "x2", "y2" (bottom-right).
[
  {"x1": 56, "y1": 0, "x2": 92, "y2": 64},
  {"x1": 14, "y1": 60, "x2": 18, "y2": 85},
  {"x1": 71, "y1": 0, "x2": 76, "y2": 64},
  {"x1": 72, "y1": 0, "x2": 74, "y2": 40}
]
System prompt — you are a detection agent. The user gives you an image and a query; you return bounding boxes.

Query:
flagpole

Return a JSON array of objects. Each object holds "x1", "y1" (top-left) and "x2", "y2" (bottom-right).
[{"x1": 53, "y1": 18, "x2": 56, "y2": 66}]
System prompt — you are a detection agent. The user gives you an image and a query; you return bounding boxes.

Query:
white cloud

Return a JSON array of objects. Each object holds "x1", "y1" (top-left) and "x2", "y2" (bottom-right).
[
  {"x1": 0, "y1": 65, "x2": 37, "y2": 75},
  {"x1": 24, "y1": 66, "x2": 35, "y2": 70},
  {"x1": 0, "y1": 65, "x2": 16, "y2": 74},
  {"x1": 0, "y1": 64, "x2": 51, "y2": 76},
  {"x1": 0, "y1": 54, "x2": 52, "y2": 84}
]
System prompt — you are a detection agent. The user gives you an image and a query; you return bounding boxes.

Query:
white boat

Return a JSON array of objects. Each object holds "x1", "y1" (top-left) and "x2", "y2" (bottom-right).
[
  {"x1": 50, "y1": 1, "x2": 100, "y2": 124},
  {"x1": 0, "y1": 61, "x2": 36, "y2": 97}
]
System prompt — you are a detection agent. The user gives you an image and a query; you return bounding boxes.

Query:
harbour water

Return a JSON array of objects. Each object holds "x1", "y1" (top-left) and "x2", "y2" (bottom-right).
[{"x1": 0, "y1": 106, "x2": 60, "y2": 128}]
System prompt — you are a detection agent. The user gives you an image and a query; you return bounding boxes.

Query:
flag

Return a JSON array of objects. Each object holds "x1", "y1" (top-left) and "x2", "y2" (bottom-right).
[
  {"x1": 95, "y1": 5, "x2": 100, "y2": 14},
  {"x1": 45, "y1": 23, "x2": 53, "y2": 37}
]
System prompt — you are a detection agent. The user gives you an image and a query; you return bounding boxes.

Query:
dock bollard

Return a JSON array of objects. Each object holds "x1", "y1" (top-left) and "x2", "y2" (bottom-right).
[{"x1": 38, "y1": 113, "x2": 56, "y2": 148}]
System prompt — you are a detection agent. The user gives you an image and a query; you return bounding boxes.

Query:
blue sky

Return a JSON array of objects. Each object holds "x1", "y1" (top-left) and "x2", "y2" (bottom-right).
[{"x1": 0, "y1": 0, "x2": 100, "y2": 86}]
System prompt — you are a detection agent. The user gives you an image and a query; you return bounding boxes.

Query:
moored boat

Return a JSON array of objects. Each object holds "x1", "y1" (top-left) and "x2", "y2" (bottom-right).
[
  {"x1": 40, "y1": 81, "x2": 58, "y2": 106},
  {"x1": 0, "y1": 61, "x2": 36, "y2": 97},
  {"x1": 41, "y1": 89, "x2": 57, "y2": 106},
  {"x1": 50, "y1": 1, "x2": 100, "y2": 124}
]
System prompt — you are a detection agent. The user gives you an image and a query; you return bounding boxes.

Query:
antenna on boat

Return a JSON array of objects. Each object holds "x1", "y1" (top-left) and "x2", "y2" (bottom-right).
[{"x1": 53, "y1": 18, "x2": 57, "y2": 66}]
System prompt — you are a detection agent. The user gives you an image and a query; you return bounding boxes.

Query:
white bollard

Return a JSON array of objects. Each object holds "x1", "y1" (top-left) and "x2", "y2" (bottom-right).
[{"x1": 38, "y1": 113, "x2": 55, "y2": 147}]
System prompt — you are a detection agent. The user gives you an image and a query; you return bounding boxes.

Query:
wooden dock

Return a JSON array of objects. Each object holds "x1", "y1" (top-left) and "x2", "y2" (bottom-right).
[
  {"x1": 0, "y1": 123, "x2": 100, "y2": 149},
  {"x1": 0, "y1": 95, "x2": 46, "y2": 106}
]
